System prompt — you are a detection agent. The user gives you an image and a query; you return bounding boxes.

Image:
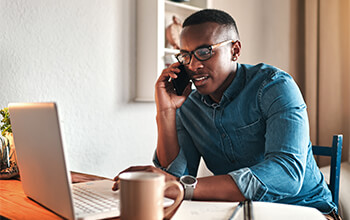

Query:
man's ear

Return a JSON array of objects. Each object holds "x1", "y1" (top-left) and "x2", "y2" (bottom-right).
[{"x1": 232, "y1": 41, "x2": 241, "y2": 61}]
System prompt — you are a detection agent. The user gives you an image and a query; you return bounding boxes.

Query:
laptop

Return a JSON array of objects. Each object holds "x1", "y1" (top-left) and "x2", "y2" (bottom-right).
[{"x1": 8, "y1": 102, "x2": 173, "y2": 220}]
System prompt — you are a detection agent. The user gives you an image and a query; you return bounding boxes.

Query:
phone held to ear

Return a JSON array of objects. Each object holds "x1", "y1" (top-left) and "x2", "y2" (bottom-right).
[{"x1": 172, "y1": 65, "x2": 191, "y2": 96}]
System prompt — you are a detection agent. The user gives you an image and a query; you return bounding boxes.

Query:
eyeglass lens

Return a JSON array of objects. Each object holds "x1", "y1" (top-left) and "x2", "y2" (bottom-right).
[
  {"x1": 176, "y1": 40, "x2": 235, "y2": 65},
  {"x1": 177, "y1": 47, "x2": 212, "y2": 65}
]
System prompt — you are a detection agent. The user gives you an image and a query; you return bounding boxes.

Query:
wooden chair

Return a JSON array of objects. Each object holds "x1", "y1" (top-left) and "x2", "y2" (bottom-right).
[{"x1": 312, "y1": 134, "x2": 343, "y2": 210}]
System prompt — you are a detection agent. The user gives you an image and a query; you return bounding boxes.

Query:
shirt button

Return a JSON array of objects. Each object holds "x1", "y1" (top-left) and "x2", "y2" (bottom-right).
[{"x1": 222, "y1": 133, "x2": 226, "y2": 138}]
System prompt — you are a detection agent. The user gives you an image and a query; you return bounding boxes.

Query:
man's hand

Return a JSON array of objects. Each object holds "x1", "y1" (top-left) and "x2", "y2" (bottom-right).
[
  {"x1": 112, "y1": 166, "x2": 179, "y2": 190},
  {"x1": 155, "y1": 62, "x2": 192, "y2": 113},
  {"x1": 112, "y1": 166, "x2": 181, "y2": 200}
]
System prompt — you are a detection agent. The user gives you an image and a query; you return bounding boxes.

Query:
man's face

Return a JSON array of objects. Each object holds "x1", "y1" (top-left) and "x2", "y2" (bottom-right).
[{"x1": 179, "y1": 22, "x2": 236, "y2": 96}]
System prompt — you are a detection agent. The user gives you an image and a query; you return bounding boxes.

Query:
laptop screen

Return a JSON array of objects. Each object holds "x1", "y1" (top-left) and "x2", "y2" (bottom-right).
[{"x1": 9, "y1": 102, "x2": 75, "y2": 219}]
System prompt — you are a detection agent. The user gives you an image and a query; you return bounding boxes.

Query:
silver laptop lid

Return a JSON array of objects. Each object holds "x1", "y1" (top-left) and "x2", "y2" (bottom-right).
[{"x1": 9, "y1": 102, "x2": 75, "y2": 219}]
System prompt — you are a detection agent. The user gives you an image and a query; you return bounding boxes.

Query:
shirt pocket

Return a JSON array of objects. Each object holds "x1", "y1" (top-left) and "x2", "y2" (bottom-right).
[{"x1": 232, "y1": 118, "x2": 266, "y2": 165}]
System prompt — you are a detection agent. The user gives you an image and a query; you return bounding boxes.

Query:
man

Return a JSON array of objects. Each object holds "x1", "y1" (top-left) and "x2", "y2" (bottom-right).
[{"x1": 114, "y1": 9, "x2": 338, "y2": 218}]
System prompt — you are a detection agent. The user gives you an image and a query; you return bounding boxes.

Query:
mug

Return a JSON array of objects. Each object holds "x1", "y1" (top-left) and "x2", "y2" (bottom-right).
[{"x1": 119, "y1": 171, "x2": 184, "y2": 220}]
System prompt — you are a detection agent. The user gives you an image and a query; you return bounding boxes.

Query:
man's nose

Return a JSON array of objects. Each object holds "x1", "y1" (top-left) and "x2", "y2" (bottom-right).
[{"x1": 187, "y1": 55, "x2": 204, "y2": 72}]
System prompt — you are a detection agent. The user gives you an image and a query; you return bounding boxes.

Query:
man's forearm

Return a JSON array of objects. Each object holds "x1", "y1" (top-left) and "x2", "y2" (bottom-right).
[
  {"x1": 156, "y1": 109, "x2": 180, "y2": 168},
  {"x1": 194, "y1": 175, "x2": 246, "y2": 202}
]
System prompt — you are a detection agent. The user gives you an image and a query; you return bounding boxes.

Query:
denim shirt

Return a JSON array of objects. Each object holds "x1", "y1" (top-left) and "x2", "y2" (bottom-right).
[{"x1": 153, "y1": 63, "x2": 336, "y2": 214}]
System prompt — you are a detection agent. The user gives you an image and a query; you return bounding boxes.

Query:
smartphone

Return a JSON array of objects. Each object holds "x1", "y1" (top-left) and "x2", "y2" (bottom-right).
[{"x1": 172, "y1": 65, "x2": 191, "y2": 96}]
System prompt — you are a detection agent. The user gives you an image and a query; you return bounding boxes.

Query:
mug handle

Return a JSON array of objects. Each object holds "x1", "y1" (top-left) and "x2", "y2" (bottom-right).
[{"x1": 163, "y1": 181, "x2": 184, "y2": 219}]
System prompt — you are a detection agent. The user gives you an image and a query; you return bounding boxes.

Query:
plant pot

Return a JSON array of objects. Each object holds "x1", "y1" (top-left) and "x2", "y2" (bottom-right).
[{"x1": 0, "y1": 132, "x2": 19, "y2": 179}]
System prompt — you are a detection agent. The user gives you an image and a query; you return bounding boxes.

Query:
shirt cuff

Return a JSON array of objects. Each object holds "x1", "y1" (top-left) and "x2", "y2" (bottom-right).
[
  {"x1": 228, "y1": 167, "x2": 268, "y2": 200},
  {"x1": 152, "y1": 148, "x2": 188, "y2": 177}
]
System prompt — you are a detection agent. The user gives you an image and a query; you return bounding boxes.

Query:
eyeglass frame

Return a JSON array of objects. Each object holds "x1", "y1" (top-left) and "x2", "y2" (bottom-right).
[{"x1": 175, "y1": 39, "x2": 237, "y2": 65}]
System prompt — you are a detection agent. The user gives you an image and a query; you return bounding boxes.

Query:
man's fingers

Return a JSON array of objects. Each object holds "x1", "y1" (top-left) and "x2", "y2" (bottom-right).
[
  {"x1": 112, "y1": 166, "x2": 158, "y2": 188},
  {"x1": 112, "y1": 179, "x2": 120, "y2": 191}
]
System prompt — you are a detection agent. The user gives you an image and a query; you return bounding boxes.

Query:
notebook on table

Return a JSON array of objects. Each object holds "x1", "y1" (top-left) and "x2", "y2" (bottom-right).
[
  {"x1": 8, "y1": 102, "x2": 173, "y2": 220},
  {"x1": 172, "y1": 200, "x2": 325, "y2": 220}
]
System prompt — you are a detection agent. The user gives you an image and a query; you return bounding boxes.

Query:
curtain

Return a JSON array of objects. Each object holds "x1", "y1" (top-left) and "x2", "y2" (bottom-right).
[{"x1": 291, "y1": 0, "x2": 350, "y2": 166}]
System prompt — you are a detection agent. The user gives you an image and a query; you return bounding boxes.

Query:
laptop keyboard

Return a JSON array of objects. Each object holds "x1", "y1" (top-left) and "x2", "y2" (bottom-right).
[{"x1": 72, "y1": 184, "x2": 119, "y2": 214}]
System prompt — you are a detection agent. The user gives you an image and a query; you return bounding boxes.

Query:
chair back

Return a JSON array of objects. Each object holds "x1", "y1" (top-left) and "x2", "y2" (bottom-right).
[{"x1": 312, "y1": 134, "x2": 343, "y2": 209}]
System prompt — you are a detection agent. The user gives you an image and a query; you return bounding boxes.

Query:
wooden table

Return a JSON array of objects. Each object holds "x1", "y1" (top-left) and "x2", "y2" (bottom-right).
[
  {"x1": 0, "y1": 172, "x2": 116, "y2": 220},
  {"x1": 0, "y1": 172, "x2": 178, "y2": 220}
]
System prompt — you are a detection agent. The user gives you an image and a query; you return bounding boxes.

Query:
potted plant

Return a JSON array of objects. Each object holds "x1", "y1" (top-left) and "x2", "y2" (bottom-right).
[{"x1": 0, "y1": 107, "x2": 19, "y2": 179}]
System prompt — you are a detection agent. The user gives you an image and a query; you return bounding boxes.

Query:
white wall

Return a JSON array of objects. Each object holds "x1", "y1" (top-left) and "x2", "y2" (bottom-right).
[
  {"x1": 0, "y1": 0, "x2": 158, "y2": 178},
  {"x1": 213, "y1": 0, "x2": 292, "y2": 73}
]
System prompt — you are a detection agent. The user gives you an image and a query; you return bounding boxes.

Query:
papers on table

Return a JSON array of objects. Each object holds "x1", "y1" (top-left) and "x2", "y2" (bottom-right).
[
  {"x1": 172, "y1": 201, "x2": 238, "y2": 220},
  {"x1": 172, "y1": 200, "x2": 326, "y2": 220}
]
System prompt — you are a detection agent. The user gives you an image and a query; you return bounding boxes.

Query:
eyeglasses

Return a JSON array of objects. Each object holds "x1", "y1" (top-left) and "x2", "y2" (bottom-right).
[{"x1": 175, "y1": 39, "x2": 235, "y2": 65}]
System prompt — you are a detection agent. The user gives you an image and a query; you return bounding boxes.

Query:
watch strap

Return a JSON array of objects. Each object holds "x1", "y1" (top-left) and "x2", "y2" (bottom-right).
[
  {"x1": 183, "y1": 184, "x2": 195, "y2": 200},
  {"x1": 180, "y1": 175, "x2": 197, "y2": 200}
]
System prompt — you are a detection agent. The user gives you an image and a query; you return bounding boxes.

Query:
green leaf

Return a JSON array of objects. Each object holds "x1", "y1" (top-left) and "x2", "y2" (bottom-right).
[{"x1": 0, "y1": 107, "x2": 12, "y2": 136}]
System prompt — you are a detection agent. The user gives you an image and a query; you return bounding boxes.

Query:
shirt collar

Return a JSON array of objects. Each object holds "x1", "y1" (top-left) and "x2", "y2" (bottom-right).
[{"x1": 200, "y1": 63, "x2": 246, "y2": 107}]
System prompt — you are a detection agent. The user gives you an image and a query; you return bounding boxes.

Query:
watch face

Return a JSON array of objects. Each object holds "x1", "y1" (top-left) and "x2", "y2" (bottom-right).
[{"x1": 182, "y1": 176, "x2": 196, "y2": 184}]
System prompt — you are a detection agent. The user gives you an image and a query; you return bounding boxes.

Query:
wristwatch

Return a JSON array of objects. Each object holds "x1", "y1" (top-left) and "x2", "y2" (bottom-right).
[{"x1": 179, "y1": 175, "x2": 197, "y2": 200}]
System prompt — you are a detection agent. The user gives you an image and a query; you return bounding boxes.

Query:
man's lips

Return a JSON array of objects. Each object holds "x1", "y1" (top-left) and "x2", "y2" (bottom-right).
[
  {"x1": 191, "y1": 75, "x2": 209, "y2": 86},
  {"x1": 192, "y1": 76, "x2": 209, "y2": 81}
]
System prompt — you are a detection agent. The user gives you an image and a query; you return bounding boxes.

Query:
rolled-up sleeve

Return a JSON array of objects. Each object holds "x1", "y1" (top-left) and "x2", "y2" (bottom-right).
[
  {"x1": 229, "y1": 167, "x2": 268, "y2": 200},
  {"x1": 153, "y1": 147, "x2": 189, "y2": 177},
  {"x1": 230, "y1": 73, "x2": 310, "y2": 201}
]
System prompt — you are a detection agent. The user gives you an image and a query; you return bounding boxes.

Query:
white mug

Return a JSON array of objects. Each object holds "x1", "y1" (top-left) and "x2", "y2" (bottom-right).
[{"x1": 119, "y1": 171, "x2": 184, "y2": 220}]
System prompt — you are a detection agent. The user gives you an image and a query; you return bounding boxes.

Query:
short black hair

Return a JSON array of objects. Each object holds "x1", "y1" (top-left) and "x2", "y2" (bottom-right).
[{"x1": 183, "y1": 9, "x2": 240, "y2": 40}]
